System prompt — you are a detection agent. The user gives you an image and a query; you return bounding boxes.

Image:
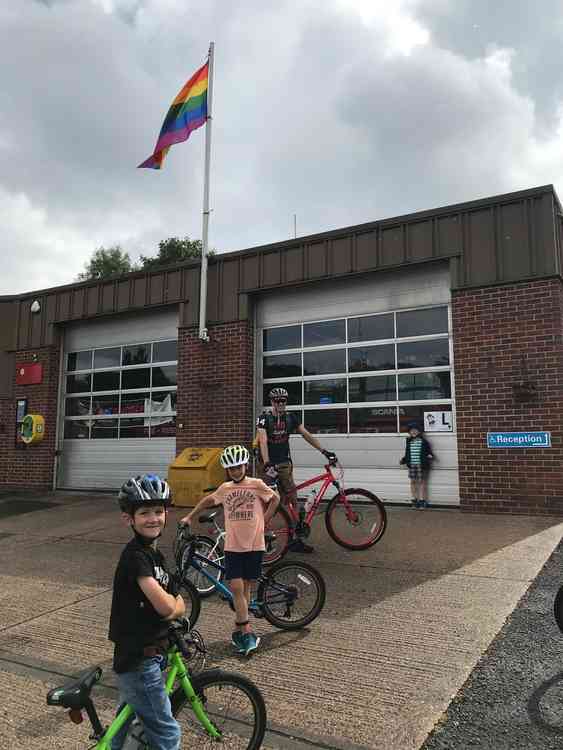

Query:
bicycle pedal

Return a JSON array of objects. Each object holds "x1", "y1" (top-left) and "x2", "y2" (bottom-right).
[{"x1": 249, "y1": 603, "x2": 264, "y2": 618}]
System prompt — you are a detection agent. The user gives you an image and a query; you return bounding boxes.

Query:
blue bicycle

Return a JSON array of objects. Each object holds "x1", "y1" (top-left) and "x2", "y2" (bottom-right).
[{"x1": 174, "y1": 524, "x2": 326, "y2": 631}]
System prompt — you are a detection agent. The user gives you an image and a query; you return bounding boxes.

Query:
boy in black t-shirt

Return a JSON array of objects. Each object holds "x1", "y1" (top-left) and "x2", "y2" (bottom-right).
[{"x1": 108, "y1": 474, "x2": 185, "y2": 750}]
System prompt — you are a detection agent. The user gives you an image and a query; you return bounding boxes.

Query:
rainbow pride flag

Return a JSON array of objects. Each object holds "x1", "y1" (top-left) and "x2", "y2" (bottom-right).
[{"x1": 138, "y1": 60, "x2": 208, "y2": 170}]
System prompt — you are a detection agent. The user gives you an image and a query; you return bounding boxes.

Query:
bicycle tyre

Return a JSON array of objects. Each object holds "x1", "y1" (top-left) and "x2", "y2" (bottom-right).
[
  {"x1": 181, "y1": 535, "x2": 223, "y2": 598},
  {"x1": 325, "y1": 487, "x2": 387, "y2": 550},
  {"x1": 554, "y1": 584, "x2": 563, "y2": 632},
  {"x1": 257, "y1": 559, "x2": 326, "y2": 630},
  {"x1": 264, "y1": 504, "x2": 292, "y2": 565},
  {"x1": 177, "y1": 577, "x2": 202, "y2": 629},
  {"x1": 170, "y1": 668, "x2": 267, "y2": 750}
]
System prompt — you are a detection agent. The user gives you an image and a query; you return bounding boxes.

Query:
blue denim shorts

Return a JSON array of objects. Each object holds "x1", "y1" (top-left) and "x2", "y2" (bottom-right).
[{"x1": 224, "y1": 550, "x2": 264, "y2": 581}]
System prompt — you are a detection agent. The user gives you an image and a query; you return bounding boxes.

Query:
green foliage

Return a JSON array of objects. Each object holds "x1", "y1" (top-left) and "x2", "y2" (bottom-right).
[
  {"x1": 77, "y1": 245, "x2": 134, "y2": 281},
  {"x1": 139, "y1": 236, "x2": 213, "y2": 270},
  {"x1": 78, "y1": 236, "x2": 212, "y2": 282}
]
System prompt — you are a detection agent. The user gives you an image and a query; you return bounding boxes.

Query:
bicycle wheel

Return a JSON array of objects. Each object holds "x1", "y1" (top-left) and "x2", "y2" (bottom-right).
[
  {"x1": 257, "y1": 559, "x2": 326, "y2": 630},
  {"x1": 170, "y1": 669, "x2": 267, "y2": 750},
  {"x1": 181, "y1": 535, "x2": 223, "y2": 598},
  {"x1": 264, "y1": 504, "x2": 292, "y2": 565},
  {"x1": 554, "y1": 584, "x2": 563, "y2": 632},
  {"x1": 325, "y1": 488, "x2": 387, "y2": 550},
  {"x1": 177, "y1": 577, "x2": 202, "y2": 629}
]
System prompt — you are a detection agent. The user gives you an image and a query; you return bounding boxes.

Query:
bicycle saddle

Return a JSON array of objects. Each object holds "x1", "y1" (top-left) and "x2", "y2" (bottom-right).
[
  {"x1": 46, "y1": 666, "x2": 102, "y2": 709},
  {"x1": 199, "y1": 510, "x2": 219, "y2": 523}
]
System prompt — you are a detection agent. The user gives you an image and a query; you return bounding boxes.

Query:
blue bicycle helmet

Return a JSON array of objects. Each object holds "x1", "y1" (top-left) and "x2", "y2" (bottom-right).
[{"x1": 118, "y1": 474, "x2": 171, "y2": 514}]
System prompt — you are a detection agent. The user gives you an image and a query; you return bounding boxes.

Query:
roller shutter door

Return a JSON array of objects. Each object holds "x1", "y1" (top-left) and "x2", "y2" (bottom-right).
[
  {"x1": 58, "y1": 309, "x2": 178, "y2": 490},
  {"x1": 256, "y1": 264, "x2": 460, "y2": 505}
]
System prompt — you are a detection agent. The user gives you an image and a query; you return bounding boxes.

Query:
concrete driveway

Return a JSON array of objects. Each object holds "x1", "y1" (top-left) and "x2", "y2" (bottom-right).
[{"x1": 0, "y1": 491, "x2": 561, "y2": 749}]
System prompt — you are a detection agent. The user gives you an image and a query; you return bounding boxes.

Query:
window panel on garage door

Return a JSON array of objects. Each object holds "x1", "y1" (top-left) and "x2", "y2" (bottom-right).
[
  {"x1": 261, "y1": 304, "x2": 453, "y2": 435},
  {"x1": 63, "y1": 338, "x2": 177, "y2": 440}
]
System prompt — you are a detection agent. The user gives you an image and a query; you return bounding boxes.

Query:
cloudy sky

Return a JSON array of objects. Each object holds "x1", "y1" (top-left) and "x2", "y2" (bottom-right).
[{"x1": 3, "y1": 0, "x2": 563, "y2": 294}]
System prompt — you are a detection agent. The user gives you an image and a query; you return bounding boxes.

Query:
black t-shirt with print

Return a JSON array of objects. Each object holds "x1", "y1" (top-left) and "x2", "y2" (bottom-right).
[
  {"x1": 257, "y1": 411, "x2": 301, "y2": 465},
  {"x1": 108, "y1": 537, "x2": 177, "y2": 673}
]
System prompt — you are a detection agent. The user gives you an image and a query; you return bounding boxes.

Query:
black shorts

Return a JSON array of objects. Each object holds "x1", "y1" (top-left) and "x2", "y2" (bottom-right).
[{"x1": 224, "y1": 551, "x2": 264, "y2": 581}]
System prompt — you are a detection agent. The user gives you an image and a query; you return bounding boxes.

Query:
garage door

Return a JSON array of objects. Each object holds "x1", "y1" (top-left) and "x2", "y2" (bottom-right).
[
  {"x1": 256, "y1": 263, "x2": 460, "y2": 505},
  {"x1": 58, "y1": 309, "x2": 178, "y2": 490}
]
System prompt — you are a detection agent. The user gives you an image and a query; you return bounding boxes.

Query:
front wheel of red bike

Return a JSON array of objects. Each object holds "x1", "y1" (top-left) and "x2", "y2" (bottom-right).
[
  {"x1": 325, "y1": 488, "x2": 387, "y2": 550},
  {"x1": 264, "y1": 504, "x2": 292, "y2": 565}
]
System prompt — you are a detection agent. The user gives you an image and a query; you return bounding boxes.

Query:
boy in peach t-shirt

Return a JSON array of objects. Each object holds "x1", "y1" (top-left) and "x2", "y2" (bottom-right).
[{"x1": 181, "y1": 444, "x2": 279, "y2": 656}]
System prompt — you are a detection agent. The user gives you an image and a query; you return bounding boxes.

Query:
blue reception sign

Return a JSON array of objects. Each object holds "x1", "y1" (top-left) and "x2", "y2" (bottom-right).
[{"x1": 487, "y1": 431, "x2": 551, "y2": 448}]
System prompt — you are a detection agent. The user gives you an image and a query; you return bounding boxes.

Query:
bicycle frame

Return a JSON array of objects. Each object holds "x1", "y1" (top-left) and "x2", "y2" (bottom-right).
[
  {"x1": 88, "y1": 647, "x2": 220, "y2": 748},
  {"x1": 189, "y1": 550, "x2": 236, "y2": 601},
  {"x1": 185, "y1": 548, "x2": 294, "y2": 615},
  {"x1": 284, "y1": 462, "x2": 344, "y2": 526}
]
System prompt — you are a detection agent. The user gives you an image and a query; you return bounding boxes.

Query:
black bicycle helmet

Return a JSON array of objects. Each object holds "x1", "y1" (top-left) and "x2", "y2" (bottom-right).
[
  {"x1": 269, "y1": 387, "x2": 288, "y2": 400},
  {"x1": 118, "y1": 474, "x2": 172, "y2": 514}
]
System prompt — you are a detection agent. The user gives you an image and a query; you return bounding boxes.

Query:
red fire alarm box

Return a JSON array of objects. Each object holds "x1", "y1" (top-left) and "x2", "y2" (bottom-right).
[{"x1": 15, "y1": 363, "x2": 43, "y2": 386}]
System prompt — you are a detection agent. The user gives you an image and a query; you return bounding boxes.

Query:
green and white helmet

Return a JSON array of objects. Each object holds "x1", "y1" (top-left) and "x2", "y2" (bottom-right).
[{"x1": 220, "y1": 444, "x2": 250, "y2": 469}]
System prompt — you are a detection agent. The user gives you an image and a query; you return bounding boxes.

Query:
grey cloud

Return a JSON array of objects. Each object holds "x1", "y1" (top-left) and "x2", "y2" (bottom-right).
[{"x1": 2, "y1": 1, "x2": 563, "y2": 293}]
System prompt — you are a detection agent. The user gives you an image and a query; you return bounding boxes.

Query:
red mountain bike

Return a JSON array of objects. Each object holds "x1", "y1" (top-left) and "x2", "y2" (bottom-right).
[{"x1": 264, "y1": 455, "x2": 387, "y2": 564}]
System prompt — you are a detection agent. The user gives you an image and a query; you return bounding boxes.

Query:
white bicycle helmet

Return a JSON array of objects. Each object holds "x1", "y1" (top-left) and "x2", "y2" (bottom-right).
[
  {"x1": 220, "y1": 445, "x2": 250, "y2": 469},
  {"x1": 269, "y1": 387, "x2": 288, "y2": 400}
]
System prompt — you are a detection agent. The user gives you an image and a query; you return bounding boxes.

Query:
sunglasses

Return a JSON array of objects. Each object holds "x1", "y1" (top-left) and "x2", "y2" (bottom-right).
[{"x1": 271, "y1": 398, "x2": 287, "y2": 404}]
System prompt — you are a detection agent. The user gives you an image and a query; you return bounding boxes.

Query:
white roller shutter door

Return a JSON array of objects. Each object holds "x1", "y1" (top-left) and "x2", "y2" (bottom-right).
[
  {"x1": 256, "y1": 264, "x2": 460, "y2": 505},
  {"x1": 58, "y1": 309, "x2": 178, "y2": 490}
]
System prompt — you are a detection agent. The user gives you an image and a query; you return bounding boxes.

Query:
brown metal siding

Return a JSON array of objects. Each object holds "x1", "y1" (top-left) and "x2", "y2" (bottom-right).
[
  {"x1": 284, "y1": 247, "x2": 304, "y2": 284},
  {"x1": 466, "y1": 208, "x2": 497, "y2": 285},
  {"x1": 331, "y1": 236, "x2": 353, "y2": 275},
  {"x1": 356, "y1": 230, "x2": 376, "y2": 270},
  {"x1": 308, "y1": 241, "x2": 327, "y2": 278},
  {"x1": 220, "y1": 259, "x2": 240, "y2": 322},
  {"x1": 437, "y1": 215, "x2": 462, "y2": 256},
  {"x1": 2, "y1": 185, "x2": 560, "y2": 351},
  {"x1": 262, "y1": 252, "x2": 281, "y2": 287}
]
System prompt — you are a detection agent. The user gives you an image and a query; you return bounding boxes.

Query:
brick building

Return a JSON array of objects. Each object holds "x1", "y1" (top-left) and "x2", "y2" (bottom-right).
[{"x1": 1, "y1": 185, "x2": 561, "y2": 514}]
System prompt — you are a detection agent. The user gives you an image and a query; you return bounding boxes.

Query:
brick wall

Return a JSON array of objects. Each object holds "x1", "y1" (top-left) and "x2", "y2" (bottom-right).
[
  {"x1": 452, "y1": 278, "x2": 563, "y2": 514},
  {"x1": 0, "y1": 346, "x2": 60, "y2": 488},
  {"x1": 176, "y1": 320, "x2": 254, "y2": 451}
]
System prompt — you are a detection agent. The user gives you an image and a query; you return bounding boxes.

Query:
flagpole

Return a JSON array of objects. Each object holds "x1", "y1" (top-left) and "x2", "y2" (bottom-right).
[{"x1": 198, "y1": 41, "x2": 214, "y2": 343}]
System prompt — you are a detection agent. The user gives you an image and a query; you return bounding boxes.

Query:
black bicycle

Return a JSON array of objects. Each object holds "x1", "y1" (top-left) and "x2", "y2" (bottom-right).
[{"x1": 174, "y1": 524, "x2": 326, "y2": 631}]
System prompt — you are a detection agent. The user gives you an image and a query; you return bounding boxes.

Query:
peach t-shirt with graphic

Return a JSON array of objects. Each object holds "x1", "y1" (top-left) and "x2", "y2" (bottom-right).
[{"x1": 210, "y1": 477, "x2": 276, "y2": 552}]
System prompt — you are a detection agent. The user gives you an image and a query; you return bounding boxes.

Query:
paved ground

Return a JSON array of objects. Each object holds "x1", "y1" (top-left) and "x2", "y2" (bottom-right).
[{"x1": 0, "y1": 491, "x2": 562, "y2": 749}]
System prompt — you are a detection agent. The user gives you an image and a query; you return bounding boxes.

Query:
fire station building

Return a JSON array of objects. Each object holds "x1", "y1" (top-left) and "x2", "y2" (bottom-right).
[{"x1": 1, "y1": 184, "x2": 562, "y2": 514}]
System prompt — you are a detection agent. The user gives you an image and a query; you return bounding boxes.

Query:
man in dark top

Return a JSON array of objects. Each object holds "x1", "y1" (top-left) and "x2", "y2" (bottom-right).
[
  {"x1": 256, "y1": 386, "x2": 336, "y2": 553},
  {"x1": 109, "y1": 474, "x2": 185, "y2": 750}
]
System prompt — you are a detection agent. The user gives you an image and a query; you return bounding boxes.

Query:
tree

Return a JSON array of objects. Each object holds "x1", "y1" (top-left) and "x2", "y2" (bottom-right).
[
  {"x1": 77, "y1": 245, "x2": 134, "y2": 281},
  {"x1": 139, "y1": 236, "x2": 213, "y2": 270}
]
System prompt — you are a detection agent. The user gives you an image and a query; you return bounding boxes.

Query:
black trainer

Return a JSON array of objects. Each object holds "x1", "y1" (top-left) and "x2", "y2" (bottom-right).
[{"x1": 288, "y1": 538, "x2": 314, "y2": 553}]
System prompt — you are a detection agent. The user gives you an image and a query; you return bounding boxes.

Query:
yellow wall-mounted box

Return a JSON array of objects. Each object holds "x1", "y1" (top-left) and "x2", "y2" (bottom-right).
[{"x1": 21, "y1": 414, "x2": 45, "y2": 445}]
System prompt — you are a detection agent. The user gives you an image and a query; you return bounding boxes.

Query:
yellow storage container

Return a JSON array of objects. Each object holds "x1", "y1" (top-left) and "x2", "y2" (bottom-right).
[{"x1": 168, "y1": 447, "x2": 225, "y2": 507}]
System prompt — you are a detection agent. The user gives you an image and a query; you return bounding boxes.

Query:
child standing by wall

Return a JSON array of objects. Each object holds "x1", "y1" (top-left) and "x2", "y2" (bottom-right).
[
  {"x1": 400, "y1": 421, "x2": 435, "y2": 509},
  {"x1": 181, "y1": 444, "x2": 279, "y2": 656}
]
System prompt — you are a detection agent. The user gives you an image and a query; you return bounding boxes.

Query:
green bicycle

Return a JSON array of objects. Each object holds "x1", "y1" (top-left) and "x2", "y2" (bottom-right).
[{"x1": 46, "y1": 619, "x2": 267, "y2": 749}]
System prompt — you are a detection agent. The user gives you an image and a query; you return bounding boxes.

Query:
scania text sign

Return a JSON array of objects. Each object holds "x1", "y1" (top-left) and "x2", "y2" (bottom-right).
[{"x1": 487, "y1": 432, "x2": 551, "y2": 448}]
